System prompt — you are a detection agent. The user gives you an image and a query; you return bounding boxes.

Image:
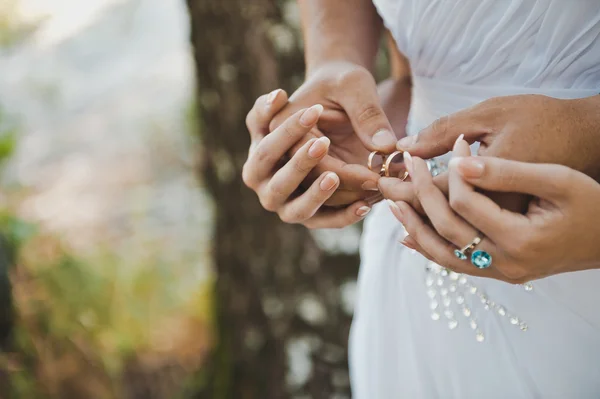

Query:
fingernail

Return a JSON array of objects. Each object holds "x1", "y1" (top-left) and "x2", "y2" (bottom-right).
[
  {"x1": 356, "y1": 206, "x2": 371, "y2": 217},
  {"x1": 400, "y1": 238, "x2": 415, "y2": 250},
  {"x1": 361, "y1": 180, "x2": 379, "y2": 191},
  {"x1": 308, "y1": 137, "x2": 330, "y2": 158},
  {"x1": 366, "y1": 193, "x2": 384, "y2": 206},
  {"x1": 372, "y1": 129, "x2": 397, "y2": 148},
  {"x1": 453, "y1": 134, "x2": 465, "y2": 150},
  {"x1": 300, "y1": 104, "x2": 324, "y2": 127},
  {"x1": 396, "y1": 135, "x2": 416, "y2": 150},
  {"x1": 266, "y1": 89, "x2": 281, "y2": 107},
  {"x1": 456, "y1": 157, "x2": 485, "y2": 178},
  {"x1": 386, "y1": 199, "x2": 403, "y2": 221},
  {"x1": 320, "y1": 172, "x2": 339, "y2": 191},
  {"x1": 403, "y1": 152, "x2": 413, "y2": 175}
]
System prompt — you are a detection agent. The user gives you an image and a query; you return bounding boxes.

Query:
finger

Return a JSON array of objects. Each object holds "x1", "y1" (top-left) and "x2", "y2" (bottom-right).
[
  {"x1": 323, "y1": 189, "x2": 369, "y2": 207},
  {"x1": 243, "y1": 104, "x2": 324, "y2": 188},
  {"x1": 378, "y1": 172, "x2": 449, "y2": 215},
  {"x1": 448, "y1": 151, "x2": 529, "y2": 246},
  {"x1": 408, "y1": 155, "x2": 479, "y2": 248},
  {"x1": 303, "y1": 200, "x2": 372, "y2": 229},
  {"x1": 396, "y1": 103, "x2": 492, "y2": 158},
  {"x1": 246, "y1": 89, "x2": 289, "y2": 143},
  {"x1": 400, "y1": 235, "x2": 436, "y2": 262},
  {"x1": 452, "y1": 156, "x2": 572, "y2": 200},
  {"x1": 334, "y1": 68, "x2": 397, "y2": 152},
  {"x1": 393, "y1": 201, "x2": 506, "y2": 279},
  {"x1": 313, "y1": 155, "x2": 381, "y2": 192},
  {"x1": 261, "y1": 137, "x2": 330, "y2": 210},
  {"x1": 277, "y1": 171, "x2": 341, "y2": 224}
]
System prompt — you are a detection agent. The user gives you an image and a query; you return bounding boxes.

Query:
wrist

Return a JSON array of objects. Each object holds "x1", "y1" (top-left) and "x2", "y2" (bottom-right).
[{"x1": 573, "y1": 95, "x2": 600, "y2": 181}]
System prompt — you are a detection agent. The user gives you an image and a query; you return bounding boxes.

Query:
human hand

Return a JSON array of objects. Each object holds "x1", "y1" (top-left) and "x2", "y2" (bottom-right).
[
  {"x1": 387, "y1": 139, "x2": 600, "y2": 283},
  {"x1": 267, "y1": 61, "x2": 411, "y2": 206},
  {"x1": 397, "y1": 94, "x2": 600, "y2": 180},
  {"x1": 242, "y1": 91, "x2": 373, "y2": 229}
]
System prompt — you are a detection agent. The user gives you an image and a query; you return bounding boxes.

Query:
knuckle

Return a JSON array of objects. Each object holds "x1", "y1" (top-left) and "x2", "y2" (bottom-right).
[
  {"x1": 337, "y1": 66, "x2": 370, "y2": 86},
  {"x1": 259, "y1": 194, "x2": 278, "y2": 213},
  {"x1": 499, "y1": 264, "x2": 528, "y2": 281},
  {"x1": 245, "y1": 112, "x2": 254, "y2": 131},
  {"x1": 292, "y1": 157, "x2": 313, "y2": 175},
  {"x1": 430, "y1": 115, "x2": 450, "y2": 137},
  {"x1": 449, "y1": 194, "x2": 468, "y2": 214},
  {"x1": 356, "y1": 104, "x2": 384, "y2": 125},
  {"x1": 504, "y1": 233, "x2": 533, "y2": 258},
  {"x1": 281, "y1": 209, "x2": 307, "y2": 224},
  {"x1": 435, "y1": 219, "x2": 458, "y2": 242},
  {"x1": 241, "y1": 163, "x2": 256, "y2": 188},
  {"x1": 551, "y1": 165, "x2": 574, "y2": 192}
]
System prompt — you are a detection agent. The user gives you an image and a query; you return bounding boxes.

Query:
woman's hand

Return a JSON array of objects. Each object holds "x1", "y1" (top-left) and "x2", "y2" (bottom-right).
[
  {"x1": 242, "y1": 91, "x2": 372, "y2": 229},
  {"x1": 385, "y1": 138, "x2": 600, "y2": 283},
  {"x1": 265, "y1": 62, "x2": 412, "y2": 207}
]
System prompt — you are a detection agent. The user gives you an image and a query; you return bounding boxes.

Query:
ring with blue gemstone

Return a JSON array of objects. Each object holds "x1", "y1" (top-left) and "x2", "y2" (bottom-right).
[
  {"x1": 471, "y1": 250, "x2": 493, "y2": 269},
  {"x1": 454, "y1": 236, "x2": 482, "y2": 261}
]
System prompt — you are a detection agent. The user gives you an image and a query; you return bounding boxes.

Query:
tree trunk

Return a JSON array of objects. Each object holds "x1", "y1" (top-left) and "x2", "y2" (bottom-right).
[{"x1": 186, "y1": 1, "x2": 359, "y2": 398}]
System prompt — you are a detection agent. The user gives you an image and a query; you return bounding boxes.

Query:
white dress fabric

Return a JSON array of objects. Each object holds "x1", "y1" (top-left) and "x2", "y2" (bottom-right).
[{"x1": 349, "y1": 1, "x2": 600, "y2": 398}]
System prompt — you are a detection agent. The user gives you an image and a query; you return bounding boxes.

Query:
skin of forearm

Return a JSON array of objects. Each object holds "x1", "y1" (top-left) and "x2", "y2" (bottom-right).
[
  {"x1": 574, "y1": 94, "x2": 600, "y2": 181},
  {"x1": 299, "y1": 0, "x2": 383, "y2": 75}
]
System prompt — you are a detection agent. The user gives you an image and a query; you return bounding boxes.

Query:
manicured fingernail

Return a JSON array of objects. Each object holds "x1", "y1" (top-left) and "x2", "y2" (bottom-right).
[
  {"x1": 266, "y1": 89, "x2": 281, "y2": 107},
  {"x1": 356, "y1": 206, "x2": 371, "y2": 217},
  {"x1": 372, "y1": 129, "x2": 396, "y2": 148},
  {"x1": 361, "y1": 180, "x2": 379, "y2": 191},
  {"x1": 396, "y1": 135, "x2": 416, "y2": 150},
  {"x1": 300, "y1": 104, "x2": 324, "y2": 127},
  {"x1": 308, "y1": 137, "x2": 330, "y2": 158},
  {"x1": 366, "y1": 193, "x2": 384, "y2": 206},
  {"x1": 400, "y1": 238, "x2": 415, "y2": 249},
  {"x1": 453, "y1": 134, "x2": 465, "y2": 150},
  {"x1": 403, "y1": 152, "x2": 413, "y2": 175},
  {"x1": 386, "y1": 199, "x2": 403, "y2": 221},
  {"x1": 456, "y1": 157, "x2": 485, "y2": 178},
  {"x1": 320, "y1": 172, "x2": 339, "y2": 191}
]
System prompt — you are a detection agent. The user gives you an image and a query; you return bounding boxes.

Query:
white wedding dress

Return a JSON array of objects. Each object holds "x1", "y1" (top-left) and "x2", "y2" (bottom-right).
[{"x1": 349, "y1": 1, "x2": 600, "y2": 398}]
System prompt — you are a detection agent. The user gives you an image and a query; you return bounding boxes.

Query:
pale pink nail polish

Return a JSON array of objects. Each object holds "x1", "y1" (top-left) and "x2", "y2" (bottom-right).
[
  {"x1": 356, "y1": 206, "x2": 371, "y2": 217},
  {"x1": 308, "y1": 137, "x2": 330, "y2": 158},
  {"x1": 300, "y1": 104, "x2": 324, "y2": 127},
  {"x1": 361, "y1": 180, "x2": 379, "y2": 191},
  {"x1": 403, "y1": 152, "x2": 413, "y2": 175},
  {"x1": 454, "y1": 133, "x2": 465, "y2": 149},
  {"x1": 266, "y1": 89, "x2": 281, "y2": 107},
  {"x1": 320, "y1": 172, "x2": 339, "y2": 191}
]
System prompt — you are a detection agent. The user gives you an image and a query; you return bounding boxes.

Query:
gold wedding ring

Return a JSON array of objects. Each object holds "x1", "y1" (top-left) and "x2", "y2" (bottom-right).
[
  {"x1": 367, "y1": 150, "x2": 409, "y2": 181},
  {"x1": 383, "y1": 150, "x2": 409, "y2": 181},
  {"x1": 460, "y1": 236, "x2": 482, "y2": 255},
  {"x1": 368, "y1": 151, "x2": 385, "y2": 175}
]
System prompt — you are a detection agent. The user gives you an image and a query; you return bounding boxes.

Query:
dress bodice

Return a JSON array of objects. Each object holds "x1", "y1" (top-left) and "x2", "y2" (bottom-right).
[{"x1": 373, "y1": 0, "x2": 600, "y2": 91}]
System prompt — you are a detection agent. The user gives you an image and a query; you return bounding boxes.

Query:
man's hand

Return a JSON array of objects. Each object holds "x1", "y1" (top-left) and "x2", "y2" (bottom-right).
[{"x1": 397, "y1": 94, "x2": 600, "y2": 180}]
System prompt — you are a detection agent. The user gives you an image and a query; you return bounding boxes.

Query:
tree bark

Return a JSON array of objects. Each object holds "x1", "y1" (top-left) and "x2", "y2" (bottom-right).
[{"x1": 186, "y1": 1, "x2": 359, "y2": 398}]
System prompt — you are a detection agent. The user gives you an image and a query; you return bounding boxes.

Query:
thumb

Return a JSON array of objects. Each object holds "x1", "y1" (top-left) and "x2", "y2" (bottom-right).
[
  {"x1": 451, "y1": 156, "x2": 570, "y2": 200},
  {"x1": 397, "y1": 109, "x2": 489, "y2": 158},
  {"x1": 336, "y1": 71, "x2": 397, "y2": 152}
]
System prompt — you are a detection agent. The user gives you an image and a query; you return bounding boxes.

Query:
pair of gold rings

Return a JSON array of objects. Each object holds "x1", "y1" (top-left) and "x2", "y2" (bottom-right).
[{"x1": 367, "y1": 151, "x2": 409, "y2": 181}]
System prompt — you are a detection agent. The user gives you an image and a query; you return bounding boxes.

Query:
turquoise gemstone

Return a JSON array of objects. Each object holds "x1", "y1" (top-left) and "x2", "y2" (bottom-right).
[
  {"x1": 471, "y1": 250, "x2": 492, "y2": 269},
  {"x1": 454, "y1": 249, "x2": 467, "y2": 260}
]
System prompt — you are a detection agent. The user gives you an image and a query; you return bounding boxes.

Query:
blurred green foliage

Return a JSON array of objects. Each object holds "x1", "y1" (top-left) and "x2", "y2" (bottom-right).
[{"x1": 0, "y1": 103, "x2": 213, "y2": 397}]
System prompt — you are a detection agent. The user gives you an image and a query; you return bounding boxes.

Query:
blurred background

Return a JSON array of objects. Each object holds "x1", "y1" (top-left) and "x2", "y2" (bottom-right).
[{"x1": 0, "y1": 0, "x2": 390, "y2": 397}]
